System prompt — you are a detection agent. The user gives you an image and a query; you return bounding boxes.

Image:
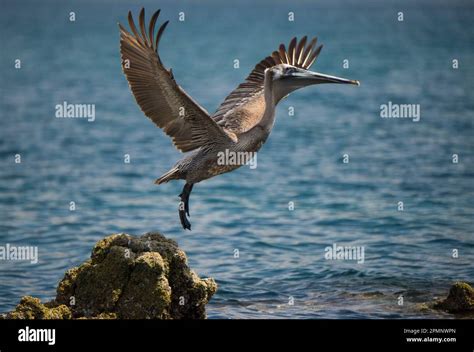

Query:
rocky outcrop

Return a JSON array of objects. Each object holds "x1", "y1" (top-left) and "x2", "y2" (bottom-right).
[
  {"x1": 3, "y1": 296, "x2": 72, "y2": 319},
  {"x1": 2, "y1": 232, "x2": 216, "y2": 319},
  {"x1": 433, "y1": 281, "x2": 474, "y2": 314}
]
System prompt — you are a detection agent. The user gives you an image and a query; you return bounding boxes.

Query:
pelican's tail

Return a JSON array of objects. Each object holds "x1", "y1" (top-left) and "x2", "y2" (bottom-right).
[{"x1": 155, "y1": 167, "x2": 180, "y2": 185}]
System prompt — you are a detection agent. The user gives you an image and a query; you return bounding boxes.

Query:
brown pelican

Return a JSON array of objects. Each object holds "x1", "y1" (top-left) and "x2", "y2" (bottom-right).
[{"x1": 119, "y1": 8, "x2": 360, "y2": 230}]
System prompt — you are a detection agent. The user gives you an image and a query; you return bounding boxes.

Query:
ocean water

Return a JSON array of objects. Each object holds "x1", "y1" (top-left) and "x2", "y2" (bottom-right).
[{"x1": 0, "y1": 0, "x2": 473, "y2": 319}]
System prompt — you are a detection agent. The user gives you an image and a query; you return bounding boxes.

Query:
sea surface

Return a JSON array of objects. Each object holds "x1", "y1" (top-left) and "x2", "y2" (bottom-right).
[{"x1": 0, "y1": 0, "x2": 473, "y2": 319}]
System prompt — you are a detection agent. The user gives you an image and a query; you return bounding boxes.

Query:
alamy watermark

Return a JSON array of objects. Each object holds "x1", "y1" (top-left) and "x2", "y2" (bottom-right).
[
  {"x1": 324, "y1": 243, "x2": 365, "y2": 264},
  {"x1": 0, "y1": 243, "x2": 38, "y2": 264},
  {"x1": 380, "y1": 101, "x2": 420, "y2": 122},
  {"x1": 55, "y1": 101, "x2": 95, "y2": 122},
  {"x1": 18, "y1": 326, "x2": 55, "y2": 345},
  {"x1": 217, "y1": 149, "x2": 257, "y2": 169}
]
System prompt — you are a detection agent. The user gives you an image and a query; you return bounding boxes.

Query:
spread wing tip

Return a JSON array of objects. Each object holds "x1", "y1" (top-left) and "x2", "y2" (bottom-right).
[{"x1": 121, "y1": 8, "x2": 168, "y2": 53}]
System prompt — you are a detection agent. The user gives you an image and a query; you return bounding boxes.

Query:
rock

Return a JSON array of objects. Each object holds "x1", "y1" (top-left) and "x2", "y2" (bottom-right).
[
  {"x1": 3, "y1": 296, "x2": 72, "y2": 319},
  {"x1": 415, "y1": 303, "x2": 431, "y2": 312},
  {"x1": 433, "y1": 282, "x2": 474, "y2": 313},
  {"x1": 2, "y1": 232, "x2": 217, "y2": 319}
]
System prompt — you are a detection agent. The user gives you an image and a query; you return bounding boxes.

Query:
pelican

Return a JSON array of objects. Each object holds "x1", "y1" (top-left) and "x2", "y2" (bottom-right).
[{"x1": 119, "y1": 8, "x2": 360, "y2": 230}]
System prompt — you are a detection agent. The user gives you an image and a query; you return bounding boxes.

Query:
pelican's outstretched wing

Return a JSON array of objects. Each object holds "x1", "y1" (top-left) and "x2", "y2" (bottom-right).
[
  {"x1": 119, "y1": 9, "x2": 236, "y2": 152},
  {"x1": 212, "y1": 37, "x2": 323, "y2": 134}
]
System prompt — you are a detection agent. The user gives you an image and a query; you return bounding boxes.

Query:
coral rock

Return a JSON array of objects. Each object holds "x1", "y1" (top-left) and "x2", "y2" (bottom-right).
[
  {"x1": 3, "y1": 232, "x2": 216, "y2": 319},
  {"x1": 434, "y1": 282, "x2": 474, "y2": 313}
]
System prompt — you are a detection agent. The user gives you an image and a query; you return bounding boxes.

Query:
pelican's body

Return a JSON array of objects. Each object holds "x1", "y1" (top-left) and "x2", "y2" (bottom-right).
[
  {"x1": 172, "y1": 130, "x2": 266, "y2": 184},
  {"x1": 166, "y1": 91, "x2": 273, "y2": 184},
  {"x1": 119, "y1": 9, "x2": 359, "y2": 229}
]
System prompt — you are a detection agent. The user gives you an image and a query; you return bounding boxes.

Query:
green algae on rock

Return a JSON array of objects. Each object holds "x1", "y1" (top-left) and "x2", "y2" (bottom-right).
[
  {"x1": 433, "y1": 282, "x2": 474, "y2": 313},
  {"x1": 2, "y1": 232, "x2": 217, "y2": 319},
  {"x1": 2, "y1": 296, "x2": 72, "y2": 319}
]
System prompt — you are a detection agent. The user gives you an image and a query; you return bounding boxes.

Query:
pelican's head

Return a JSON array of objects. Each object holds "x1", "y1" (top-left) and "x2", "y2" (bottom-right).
[{"x1": 266, "y1": 64, "x2": 360, "y2": 102}]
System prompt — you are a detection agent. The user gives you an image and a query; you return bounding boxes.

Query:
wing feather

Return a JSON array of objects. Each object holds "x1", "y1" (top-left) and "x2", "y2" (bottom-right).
[{"x1": 120, "y1": 8, "x2": 234, "y2": 152}]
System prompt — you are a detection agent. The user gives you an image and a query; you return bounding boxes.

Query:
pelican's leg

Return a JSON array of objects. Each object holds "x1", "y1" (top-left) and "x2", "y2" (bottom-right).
[{"x1": 178, "y1": 183, "x2": 194, "y2": 230}]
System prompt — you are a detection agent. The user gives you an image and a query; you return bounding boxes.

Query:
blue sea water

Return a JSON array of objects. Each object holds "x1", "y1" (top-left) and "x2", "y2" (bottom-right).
[{"x1": 0, "y1": 0, "x2": 473, "y2": 319}]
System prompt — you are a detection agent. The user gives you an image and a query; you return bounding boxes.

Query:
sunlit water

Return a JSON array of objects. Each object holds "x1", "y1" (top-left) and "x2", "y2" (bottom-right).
[{"x1": 1, "y1": 0, "x2": 473, "y2": 318}]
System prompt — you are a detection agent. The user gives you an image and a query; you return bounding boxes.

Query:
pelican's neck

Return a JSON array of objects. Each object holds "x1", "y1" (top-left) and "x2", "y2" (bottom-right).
[{"x1": 258, "y1": 73, "x2": 277, "y2": 132}]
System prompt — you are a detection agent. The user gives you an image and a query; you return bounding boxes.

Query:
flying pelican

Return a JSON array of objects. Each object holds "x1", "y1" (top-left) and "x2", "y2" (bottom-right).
[{"x1": 119, "y1": 8, "x2": 359, "y2": 230}]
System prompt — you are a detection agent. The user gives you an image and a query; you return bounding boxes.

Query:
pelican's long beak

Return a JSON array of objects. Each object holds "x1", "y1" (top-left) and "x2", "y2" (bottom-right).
[{"x1": 290, "y1": 67, "x2": 360, "y2": 86}]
